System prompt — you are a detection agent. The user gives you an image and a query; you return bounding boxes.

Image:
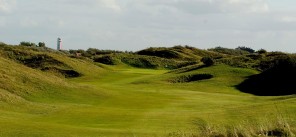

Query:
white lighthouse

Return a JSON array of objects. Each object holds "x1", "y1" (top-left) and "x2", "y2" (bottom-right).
[{"x1": 57, "y1": 37, "x2": 62, "y2": 50}]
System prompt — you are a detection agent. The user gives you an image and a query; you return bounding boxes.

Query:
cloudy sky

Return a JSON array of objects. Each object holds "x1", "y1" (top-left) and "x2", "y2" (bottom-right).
[{"x1": 0, "y1": 0, "x2": 295, "y2": 52}]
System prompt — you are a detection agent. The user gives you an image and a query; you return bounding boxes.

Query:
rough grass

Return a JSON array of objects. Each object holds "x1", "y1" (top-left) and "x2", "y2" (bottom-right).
[
  {"x1": 136, "y1": 46, "x2": 224, "y2": 61},
  {"x1": 114, "y1": 53, "x2": 197, "y2": 69},
  {"x1": 0, "y1": 46, "x2": 295, "y2": 137},
  {"x1": 168, "y1": 73, "x2": 213, "y2": 83}
]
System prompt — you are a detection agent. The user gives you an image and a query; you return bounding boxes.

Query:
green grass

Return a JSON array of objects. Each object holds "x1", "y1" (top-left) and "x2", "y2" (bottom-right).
[{"x1": 0, "y1": 48, "x2": 295, "y2": 136}]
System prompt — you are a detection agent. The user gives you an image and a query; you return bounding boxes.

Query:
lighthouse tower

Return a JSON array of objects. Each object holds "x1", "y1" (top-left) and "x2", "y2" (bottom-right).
[{"x1": 57, "y1": 37, "x2": 62, "y2": 50}]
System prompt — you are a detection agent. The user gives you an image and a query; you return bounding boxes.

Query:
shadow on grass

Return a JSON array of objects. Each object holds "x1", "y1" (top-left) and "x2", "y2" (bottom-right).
[
  {"x1": 42, "y1": 67, "x2": 81, "y2": 78},
  {"x1": 236, "y1": 68, "x2": 296, "y2": 96}
]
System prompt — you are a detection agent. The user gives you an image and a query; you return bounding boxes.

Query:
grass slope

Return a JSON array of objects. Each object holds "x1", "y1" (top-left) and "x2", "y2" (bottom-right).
[{"x1": 0, "y1": 45, "x2": 295, "y2": 136}]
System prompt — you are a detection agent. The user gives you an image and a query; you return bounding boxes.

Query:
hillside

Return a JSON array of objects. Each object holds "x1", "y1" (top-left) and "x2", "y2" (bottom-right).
[
  {"x1": 0, "y1": 43, "x2": 295, "y2": 136},
  {"x1": 0, "y1": 44, "x2": 105, "y2": 103}
]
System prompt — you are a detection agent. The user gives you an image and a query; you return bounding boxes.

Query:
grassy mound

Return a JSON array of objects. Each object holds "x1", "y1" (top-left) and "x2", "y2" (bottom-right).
[
  {"x1": 0, "y1": 45, "x2": 104, "y2": 79},
  {"x1": 120, "y1": 54, "x2": 197, "y2": 69},
  {"x1": 136, "y1": 46, "x2": 224, "y2": 60},
  {"x1": 93, "y1": 53, "x2": 198, "y2": 69},
  {"x1": 137, "y1": 48, "x2": 181, "y2": 59},
  {"x1": 237, "y1": 55, "x2": 296, "y2": 96},
  {"x1": 0, "y1": 56, "x2": 68, "y2": 98},
  {"x1": 0, "y1": 46, "x2": 81, "y2": 78},
  {"x1": 0, "y1": 44, "x2": 104, "y2": 101}
]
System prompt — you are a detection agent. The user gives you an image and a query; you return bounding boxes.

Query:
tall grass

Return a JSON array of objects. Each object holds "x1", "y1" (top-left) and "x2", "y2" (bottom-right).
[
  {"x1": 168, "y1": 103, "x2": 295, "y2": 137},
  {"x1": 194, "y1": 116, "x2": 294, "y2": 137},
  {"x1": 168, "y1": 117, "x2": 294, "y2": 137}
]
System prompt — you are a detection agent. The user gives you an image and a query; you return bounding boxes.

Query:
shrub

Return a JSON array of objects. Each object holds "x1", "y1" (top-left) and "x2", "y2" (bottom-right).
[
  {"x1": 258, "y1": 54, "x2": 296, "y2": 71},
  {"x1": 201, "y1": 57, "x2": 214, "y2": 66},
  {"x1": 93, "y1": 55, "x2": 117, "y2": 65},
  {"x1": 38, "y1": 42, "x2": 46, "y2": 47},
  {"x1": 257, "y1": 48, "x2": 267, "y2": 54},
  {"x1": 20, "y1": 41, "x2": 37, "y2": 47}
]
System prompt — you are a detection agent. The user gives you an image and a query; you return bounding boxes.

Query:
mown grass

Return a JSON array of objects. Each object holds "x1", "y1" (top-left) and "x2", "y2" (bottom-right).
[{"x1": 0, "y1": 46, "x2": 295, "y2": 136}]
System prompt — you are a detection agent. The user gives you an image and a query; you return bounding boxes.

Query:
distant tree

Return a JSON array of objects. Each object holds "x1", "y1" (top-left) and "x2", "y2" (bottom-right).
[
  {"x1": 38, "y1": 42, "x2": 46, "y2": 47},
  {"x1": 86, "y1": 48, "x2": 99, "y2": 56},
  {"x1": 235, "y1": 46, "x2": 255, "y2": 53},
  {"x1": 201, "y1": 57, "x2": 214, "y2": 66},
  {"x1": 257, "y1": 49, "x2": 267, "y2": 54},
  {"x1": 20, "y1": 41, "x2": 36, "y2": 47}
]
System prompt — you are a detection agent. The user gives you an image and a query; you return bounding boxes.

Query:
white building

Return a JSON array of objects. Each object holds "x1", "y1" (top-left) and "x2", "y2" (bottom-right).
[{"x1": 57, "y1": 37, "x2": 62, "y2": 50}]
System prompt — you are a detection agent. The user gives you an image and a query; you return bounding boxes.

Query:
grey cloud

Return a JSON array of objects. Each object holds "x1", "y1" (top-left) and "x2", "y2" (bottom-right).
[
  {"x1": 0, "y1": 0, "x2": 295, "y2": 53},
  {"x1": 118, "y1": 0, "x2": 269, "y2": 15},
  {"x1": 0, "y1": 0, "x2": 16, "y2": 13}
]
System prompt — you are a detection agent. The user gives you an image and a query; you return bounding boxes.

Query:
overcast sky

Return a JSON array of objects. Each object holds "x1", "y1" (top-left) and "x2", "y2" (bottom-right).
[{"x1": 0, "y1": 0, "x2": 295, "y2": 52}]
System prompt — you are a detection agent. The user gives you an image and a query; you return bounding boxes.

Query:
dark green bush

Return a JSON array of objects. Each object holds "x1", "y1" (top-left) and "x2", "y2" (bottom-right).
[
  {"x1": 256, "y1": 49, "x2": 267, "y2": 54},
  {"x1": 20, "y1": 41, "x2": 37, "y2": 47},
  {"x1": 201, "y1": 57, "x2": 214, "y2": 66},
  {"x1": 94, "y1": 55, "x2": 117, "y2": 65},
  {"x1": 38, "y1": 42, "x2": 46, "y2": 47}
]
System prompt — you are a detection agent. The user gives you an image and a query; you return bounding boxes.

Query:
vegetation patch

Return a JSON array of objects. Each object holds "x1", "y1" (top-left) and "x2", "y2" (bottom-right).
[
  {"x1": 169, "y1": 73, "x2": 213, "y2": 83},
  {"x1": 120, "y1": 54, "x2": 196, "y2": 69},
  {"x1": 93, "y1": 55, "x2": 117, "y2": 65},
  {"x1": 121, "y1": 56, "x2": 159, "y2": 69},
  {"x1": 208, "y1": 46, "x2": 253, "y2": 56},
  {"x1": 215, "y1": 56, "x2": 258, "y2": 68}
]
